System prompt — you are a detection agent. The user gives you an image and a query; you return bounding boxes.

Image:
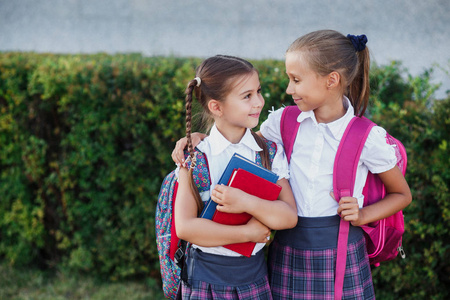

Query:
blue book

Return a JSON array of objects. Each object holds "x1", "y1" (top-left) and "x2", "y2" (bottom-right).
[{"x1": 200, "y1": 152, "x2": 279, "y2": 219}]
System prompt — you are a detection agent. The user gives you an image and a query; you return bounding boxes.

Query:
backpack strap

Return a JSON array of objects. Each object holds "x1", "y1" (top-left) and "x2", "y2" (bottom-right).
[
  {"x1": 333, "y1": 117, "x2": 375, "y2": 201},
  {"x1": 186, "y1": 148, "x2": 212, "y2": 193},
  {"x1": 333, "y1": 116, "x2": 375, "y2": 300},
  {"x1": 257, "y1": 138, "x2": 278, "y2": 166},
  {"x1": 280, "y1": 106, "x2": 302, "y2": 163},
  {"x1": 170, "y1": 149, "x2": 211, "y2": 261}
]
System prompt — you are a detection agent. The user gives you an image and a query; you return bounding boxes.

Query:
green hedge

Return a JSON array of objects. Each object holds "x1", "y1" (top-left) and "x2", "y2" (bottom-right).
[
  {"x1": 0, "y1": 53, "x2": 198, "y2": 279},
  {"x1": 0, "y1": 53, "x2": 449, "y2": 298}
]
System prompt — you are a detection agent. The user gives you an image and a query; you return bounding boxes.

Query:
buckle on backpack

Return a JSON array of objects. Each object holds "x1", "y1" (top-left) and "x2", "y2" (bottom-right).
[
  {"x1": 174, "y1": 247, "x2": 185, "y2": 268},
  {"x1": 397, "y1": 245, "x2": 406, "y2": 259}
]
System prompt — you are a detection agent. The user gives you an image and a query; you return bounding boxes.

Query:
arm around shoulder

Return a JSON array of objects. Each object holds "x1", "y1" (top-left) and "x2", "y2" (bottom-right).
[{"x1": 171, "y1": 133, "x2": 208, "y2": 165}]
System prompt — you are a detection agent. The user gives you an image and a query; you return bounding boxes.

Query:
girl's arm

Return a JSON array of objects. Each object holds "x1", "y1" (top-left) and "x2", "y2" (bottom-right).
[
  {"x1": 172, "y1": 133, "x2": 207, "y2": 165},
  {"x1": 174, "y1": 167, "x2": 271, "y2": 247},
  {"x1": 211, "y1": 178, "x2": 298, "y2": 230},
  {"x1": 337, "y1": 165, "x2": 412, "y2": 226}
]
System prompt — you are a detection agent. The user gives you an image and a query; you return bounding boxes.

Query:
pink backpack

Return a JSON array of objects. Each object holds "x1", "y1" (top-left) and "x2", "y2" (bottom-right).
[{"x1": 280, "y1": 106, "x2": 407, "y2": 300}]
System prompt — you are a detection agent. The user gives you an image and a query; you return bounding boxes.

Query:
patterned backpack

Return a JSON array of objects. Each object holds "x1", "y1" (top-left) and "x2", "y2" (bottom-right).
[
  {"x1": 155, "y1": 149, "x2": 210, "y2": 299},
  {"x1": 155, "y1": 141, "x2": 277, "y2": 299},
  {"x1": 280, "y1": 106, "x2": 408, "y2": 300}
]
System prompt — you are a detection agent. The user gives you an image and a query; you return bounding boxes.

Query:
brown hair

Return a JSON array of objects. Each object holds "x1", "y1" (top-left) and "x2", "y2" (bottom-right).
[
  {"x1": 184, "y1": 55, "x2": 271, "y2": 215},
  {"x1": 287, "y1": 29, "x2": 370, "y2": 116}
]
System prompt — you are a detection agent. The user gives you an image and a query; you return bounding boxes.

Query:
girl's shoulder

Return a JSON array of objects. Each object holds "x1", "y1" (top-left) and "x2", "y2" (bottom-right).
[
  {"x1": 181, "y1": 148, "x2": 211, "y2": 191},
  {"x1": 182, "y1": 147, "x2": 209, "y2": 170},
  {"x1": 361, "y1": 125, "x2": 397, "y2": 173},
  {"x1": 260, "y1": 107, "x2": 286, "y2": 144},
  {"x1": 267, "y1": 106, "x2": 286, "y2": 121},
  {"x1": 349, "y1": 117, "x2": 389, "y2": 150},
  {"x1": 196, "y1": 138, "x2": 211, "y2": 154},
  {"x1": 365, "y1": 125, "x2": 389, "y2": 147},
  {"x1": 261, "y1": 136, "x2": 277, "y2": 150}
]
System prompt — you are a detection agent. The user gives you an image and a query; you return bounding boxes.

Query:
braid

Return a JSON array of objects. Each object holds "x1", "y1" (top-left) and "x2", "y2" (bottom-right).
[
  {"x1": 184, "y1": 80, "x2": 204, "y2": 215},
  {"x1": 181, "y1": 55, "x2": 258, "y2": 215},
  {"x1": 185, "y1": 81, "x2": 195, "y2": 156}
]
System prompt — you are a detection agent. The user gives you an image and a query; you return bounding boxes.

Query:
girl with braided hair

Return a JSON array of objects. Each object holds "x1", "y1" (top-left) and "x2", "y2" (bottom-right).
[{"x1": 174, "y1": 55, "x2": 297, "y2": 299}]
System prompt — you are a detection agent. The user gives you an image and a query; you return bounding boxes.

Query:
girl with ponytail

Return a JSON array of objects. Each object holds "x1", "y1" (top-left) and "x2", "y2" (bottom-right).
[
  {"x1": 174, "y1": 55, "x2": 297, "y2": 299},
  {"x1": 260, "y1": 30, "x2": 411, "y2": 299}
]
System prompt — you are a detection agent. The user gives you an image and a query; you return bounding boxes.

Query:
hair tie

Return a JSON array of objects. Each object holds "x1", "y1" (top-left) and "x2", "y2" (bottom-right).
[
  {"x1": 347, "y1": 34, "x2": 368, "y2": 52},
  {"x1": 194, "y1": 77, "x2": 201, "y2": 87},
  {"x1": 184, "y1": 153, "x2": 197, "y2": 170}
]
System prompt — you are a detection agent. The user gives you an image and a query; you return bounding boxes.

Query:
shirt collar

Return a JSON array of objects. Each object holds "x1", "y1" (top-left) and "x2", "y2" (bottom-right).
[
  {"x1": 209, "y1": 124, "x2": 262, "y2": 155},
  {"x1": 297, "y1": 109, "x2": 316, "y2": 124},
  {"x1": 296, "y1": 96, "x2": 355, "y2": 140}
]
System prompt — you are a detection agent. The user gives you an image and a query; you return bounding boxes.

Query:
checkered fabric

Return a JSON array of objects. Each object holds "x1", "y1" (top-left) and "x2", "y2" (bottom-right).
[
  {"x1": 181, "y1": 276, "x2": 272, "y2": 300},
  {"x1": 268, "y1": 235, "x2": 375, "y2": 299}
]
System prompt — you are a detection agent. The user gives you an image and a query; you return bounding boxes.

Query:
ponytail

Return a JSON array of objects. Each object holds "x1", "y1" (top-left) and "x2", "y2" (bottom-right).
[{"x1": 348, "y1": 47, "x2": 370, "y2": 117}]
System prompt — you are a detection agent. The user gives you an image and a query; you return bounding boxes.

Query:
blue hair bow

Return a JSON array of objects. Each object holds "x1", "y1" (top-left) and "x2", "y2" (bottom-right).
[{"x1": 347, "y1": 34, "x2": 368, "y2": 52}]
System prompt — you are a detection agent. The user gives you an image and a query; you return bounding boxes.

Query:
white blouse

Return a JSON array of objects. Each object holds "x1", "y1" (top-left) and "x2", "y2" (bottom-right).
[
  {"x1": 185, "y1": 124, "x2": 289, "y2": 256},
  {"x1": 260, "y1": 97, "x2": 397, "y2": 217}
]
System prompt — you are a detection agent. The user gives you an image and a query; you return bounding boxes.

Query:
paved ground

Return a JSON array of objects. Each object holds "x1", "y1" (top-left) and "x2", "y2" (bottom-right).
[{"x1": 1, "y1": 0, "x2": 449, "y2": 97}]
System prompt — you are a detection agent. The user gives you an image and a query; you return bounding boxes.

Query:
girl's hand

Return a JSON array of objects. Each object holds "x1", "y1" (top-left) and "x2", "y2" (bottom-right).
[
  {"x1": 331, "y1": 192, "x2": 362, "y2": 226},
  {"x1": 245, "y1": 218, "x2": 271, "y2": 243},
  {"x1": 172, "y1": 136, "x2": 188, "y2": 166},
  {"x1": 211, "y1": 184, "x2": 250, "y2": 214},
  {"x1": 171, "y1": 133, "x2": 207, "y2": 166}
]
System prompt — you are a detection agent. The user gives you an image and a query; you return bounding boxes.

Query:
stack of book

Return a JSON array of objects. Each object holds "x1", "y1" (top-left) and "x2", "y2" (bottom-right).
[{"x1": 200, "y1": 153, "x2": 281, "y2": 257}]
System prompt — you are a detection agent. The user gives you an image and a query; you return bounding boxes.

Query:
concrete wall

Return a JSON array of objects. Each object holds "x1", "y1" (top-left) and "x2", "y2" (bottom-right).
[{"x1": 1, "y1": 0, "x2": 449, "y2": 97}]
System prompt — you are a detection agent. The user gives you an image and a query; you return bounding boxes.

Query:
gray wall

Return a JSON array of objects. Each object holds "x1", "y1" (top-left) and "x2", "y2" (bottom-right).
[{"x1": 1, "y1": 0, "x2": 449, "y2": 97}]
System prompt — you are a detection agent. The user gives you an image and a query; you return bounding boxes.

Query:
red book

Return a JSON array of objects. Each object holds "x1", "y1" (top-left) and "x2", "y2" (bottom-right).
[{"x1": 212, "y1": 168, "x2": 282, "y2": 257}]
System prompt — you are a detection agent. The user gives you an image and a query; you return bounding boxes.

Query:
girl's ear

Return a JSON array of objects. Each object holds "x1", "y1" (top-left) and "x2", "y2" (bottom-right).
[
  {"x1": 208, "y1": 99, "x2": 223, "y2": 117},
  {"x1": 327, "y1": 71, "x2": 341, "y2": 89}
]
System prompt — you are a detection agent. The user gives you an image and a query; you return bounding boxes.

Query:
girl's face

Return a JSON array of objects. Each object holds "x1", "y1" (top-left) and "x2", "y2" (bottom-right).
[
  {"x1": 215, "y1": 71, "x2": 264, "y2": 142},
  {"x1": 285, "y1": 51, "x2": 330, "y2": 113}
]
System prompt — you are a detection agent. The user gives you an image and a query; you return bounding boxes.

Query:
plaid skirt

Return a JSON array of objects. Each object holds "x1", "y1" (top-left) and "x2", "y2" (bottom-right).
[
  {"x1": 268, "y1": 215, "x2": 375, "y2": 300},
  {"x1": 182, "y1": 247, "x2": 272, "y2": 300}
]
